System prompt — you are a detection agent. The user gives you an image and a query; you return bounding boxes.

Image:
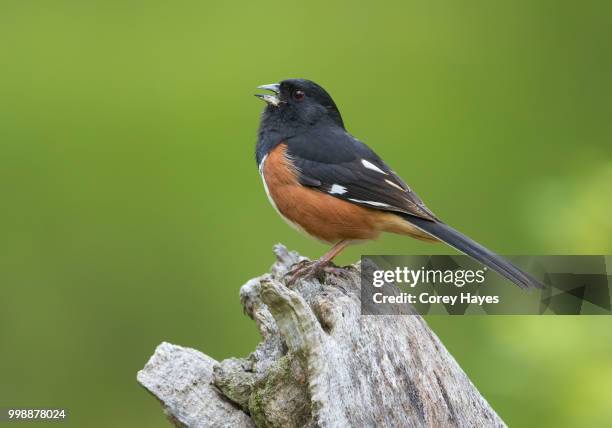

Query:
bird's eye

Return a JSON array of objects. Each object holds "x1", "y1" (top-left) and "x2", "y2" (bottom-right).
[{"x1": 293, "y1": 90, "x2": 305, "y2": 101}]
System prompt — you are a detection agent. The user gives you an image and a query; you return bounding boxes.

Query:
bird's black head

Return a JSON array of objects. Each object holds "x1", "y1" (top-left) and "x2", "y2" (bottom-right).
[{"x1": 255, "y1": 79, "x2": 344, "y2": 129}]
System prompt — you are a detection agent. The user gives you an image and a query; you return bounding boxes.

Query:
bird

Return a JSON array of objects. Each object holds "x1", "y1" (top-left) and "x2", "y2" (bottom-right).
[{"x1": 254, "y1": 78, "x2": 542, "y2": 289}]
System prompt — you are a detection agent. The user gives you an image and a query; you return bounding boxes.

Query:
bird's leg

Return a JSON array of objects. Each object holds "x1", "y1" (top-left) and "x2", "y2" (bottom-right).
[{"x1": 286, "y1": 240, "x2": 350, "y2": 285}]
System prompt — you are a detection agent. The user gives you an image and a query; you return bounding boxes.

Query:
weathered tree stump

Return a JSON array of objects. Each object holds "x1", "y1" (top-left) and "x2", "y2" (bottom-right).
[{"x1": 138, "y1": 245, "x2": 505, "y2": 427}]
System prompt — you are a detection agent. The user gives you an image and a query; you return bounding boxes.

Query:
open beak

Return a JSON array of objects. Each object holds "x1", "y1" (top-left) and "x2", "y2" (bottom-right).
[{"x1": 255, "y1": 83, "x2": 281, "y2": 106}]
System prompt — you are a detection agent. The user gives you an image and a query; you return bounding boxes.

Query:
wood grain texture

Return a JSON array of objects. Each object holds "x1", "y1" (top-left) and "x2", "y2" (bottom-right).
[
  {"x1": 138, "y1": 245, "x2": 505, "y2": 428},
  {"x1": 137, "y1": 342, "x2": 255, "y2": 428}
]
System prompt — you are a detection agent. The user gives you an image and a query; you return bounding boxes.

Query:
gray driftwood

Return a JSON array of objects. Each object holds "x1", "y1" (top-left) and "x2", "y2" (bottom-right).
[{"x1": 138, "y1": 245, "x2": 505, "y2": 428}]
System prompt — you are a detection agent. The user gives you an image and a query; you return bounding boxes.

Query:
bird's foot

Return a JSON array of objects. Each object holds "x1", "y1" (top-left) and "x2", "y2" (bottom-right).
[{"x1": 285, "y1": 259, "x2": 346, "y2": 286}]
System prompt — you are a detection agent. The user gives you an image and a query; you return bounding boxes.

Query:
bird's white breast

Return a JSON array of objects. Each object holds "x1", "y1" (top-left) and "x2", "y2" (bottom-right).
[{"x1": 258, "y1": 154, "x2": 309, "y2": 236}]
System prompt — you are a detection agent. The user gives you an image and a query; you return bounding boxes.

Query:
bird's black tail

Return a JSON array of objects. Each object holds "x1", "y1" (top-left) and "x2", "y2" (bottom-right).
[{"x1": 401, "y1": 214, "x2": 543, "y2": 289}]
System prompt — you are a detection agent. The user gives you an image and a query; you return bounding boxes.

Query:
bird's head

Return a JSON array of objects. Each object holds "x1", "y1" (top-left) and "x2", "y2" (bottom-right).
[{"x1": 255, "y1": 79, "x2": 344, "y2": 129}]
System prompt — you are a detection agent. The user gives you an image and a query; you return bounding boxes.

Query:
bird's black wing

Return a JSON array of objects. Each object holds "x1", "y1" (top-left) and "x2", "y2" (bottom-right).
[
  {"x1": 285, "y1": 126, "x2": 438, "y2": 221},
  {"x1": 285, "y1": 126, "x2": 543, "y2": 289}
]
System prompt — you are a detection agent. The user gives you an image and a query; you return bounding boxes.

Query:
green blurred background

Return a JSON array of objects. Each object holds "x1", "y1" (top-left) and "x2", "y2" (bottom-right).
[{"x1": 1, "y1": 1, "x2": 611, "y2": 426}]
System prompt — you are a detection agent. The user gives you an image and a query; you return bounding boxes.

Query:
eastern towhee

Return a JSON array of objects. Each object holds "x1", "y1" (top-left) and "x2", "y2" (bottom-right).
[{"x1": 255, "y1": 79, "x2": 541, "y2": 289}]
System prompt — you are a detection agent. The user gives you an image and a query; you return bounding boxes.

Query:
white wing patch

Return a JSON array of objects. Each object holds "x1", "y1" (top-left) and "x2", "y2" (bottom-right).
[
  {"x1": 329, "y1": 184, "x2": 347, "y2": 195},
  {"x1": 348, "y1": 198, "x2": 391, "y2": 208},
  {"x1": 361, "y1": 159, "x2": 387, "y2": 175},
  {"x1": 385, "y1": 179, "x2": 406, "y2": 192}
]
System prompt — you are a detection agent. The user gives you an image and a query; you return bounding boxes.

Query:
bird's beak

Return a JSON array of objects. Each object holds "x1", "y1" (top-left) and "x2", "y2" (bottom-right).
[{"x1": 255, "y1": 83, "x2": 281, "y2": 106}]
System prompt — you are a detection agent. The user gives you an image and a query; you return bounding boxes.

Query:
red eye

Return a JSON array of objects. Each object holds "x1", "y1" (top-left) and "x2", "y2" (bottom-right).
[{"x1": 293, "y1": 90, "x2": 305, "y2": 101}]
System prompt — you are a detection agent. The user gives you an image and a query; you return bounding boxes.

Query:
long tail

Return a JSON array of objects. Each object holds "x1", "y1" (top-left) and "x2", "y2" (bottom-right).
[{"x1": 401, "y1": 214, "x2": 543, "y2": 289}]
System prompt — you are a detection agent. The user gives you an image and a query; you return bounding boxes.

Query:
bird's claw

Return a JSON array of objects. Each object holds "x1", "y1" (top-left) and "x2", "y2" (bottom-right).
[{"x1": 285, "y1": 260, "x2": 347, "y2": 286}]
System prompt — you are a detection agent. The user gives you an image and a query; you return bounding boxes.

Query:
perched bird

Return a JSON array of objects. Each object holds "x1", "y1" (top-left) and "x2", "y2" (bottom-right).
[{"x1": 255, "y1": 79, "x2": 541, "y2": 289}]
